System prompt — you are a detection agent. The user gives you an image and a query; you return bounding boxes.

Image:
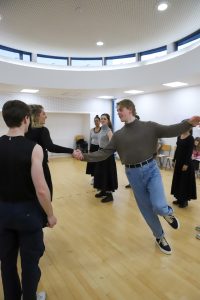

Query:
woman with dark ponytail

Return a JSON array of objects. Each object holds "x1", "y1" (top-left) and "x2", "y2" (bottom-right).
[{"x1": 86, "y1": 115, "x2": 101, "y2": 183}]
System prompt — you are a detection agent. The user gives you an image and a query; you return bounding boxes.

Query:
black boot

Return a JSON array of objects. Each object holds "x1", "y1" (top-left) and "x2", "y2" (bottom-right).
[
  {"x1": 101, "y1": 193, "x2": 113, "y2": 203},
  {"x1": 95, "y1": 191, "x2": 107, "y2": 198},
  {"x1": 125, "y1": 184, "x2": 131, "y2": 188},
  {"x1": 179, "y1": 201, "x2": 188, "y2": 208},
  {"x1": 172, "y1": 200, "x2": 179, "y2": 205}
]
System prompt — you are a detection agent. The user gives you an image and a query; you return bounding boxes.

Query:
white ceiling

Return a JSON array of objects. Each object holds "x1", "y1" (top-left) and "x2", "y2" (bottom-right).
[
  {"x1": 0, "y1": 0, "x2": 200, "y2": 57},
  {"x1": 0, "y1": 0, "x2": 199, "y2": 99}
]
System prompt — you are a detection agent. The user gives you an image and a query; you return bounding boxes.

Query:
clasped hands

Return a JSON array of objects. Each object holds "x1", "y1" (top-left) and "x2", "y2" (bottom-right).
[
  {"x1": 188, "y1": 116, "x2": 200, "y2": 127},
  {"x1": 72, "y1": 149, "x2": 83, "y2": 160}
]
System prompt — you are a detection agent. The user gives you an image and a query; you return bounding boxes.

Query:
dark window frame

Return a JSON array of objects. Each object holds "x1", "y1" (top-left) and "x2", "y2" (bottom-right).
[
  {"x1": 0, "y1": 45, "x2": 32, "y2": 61},
  {"x1": 105, "y1": 53, "x2": 135, "y2": 64},
  {"x1": 37, "y1": 54, "x2": 68, "y2": 65},
  {"x1": 176, "y1": 29, "x2": 200, "y2": 47}
]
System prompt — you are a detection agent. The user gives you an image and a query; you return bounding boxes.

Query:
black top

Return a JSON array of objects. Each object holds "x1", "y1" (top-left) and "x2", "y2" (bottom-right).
[
  {"x1": 0, "y1": 135, "x2": 37, "y2": 203},
  {"x1": 25, "y1": 127, "x2": 74, "y2": 163},
  {"x1": 174, "y1": 135, "x2": 194, "y2": 165}
]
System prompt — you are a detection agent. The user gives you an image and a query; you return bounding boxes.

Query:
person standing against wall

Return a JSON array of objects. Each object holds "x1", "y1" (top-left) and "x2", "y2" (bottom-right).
[
  {"x1": 86, "y1": 115, "x2": 101, "y2": 184},
  {"x1": 171, "y1": 128, "x2": 197, "y2": 208},
  {"x1": 0, "y1": 100, "x2": 57, "y2": 300}
]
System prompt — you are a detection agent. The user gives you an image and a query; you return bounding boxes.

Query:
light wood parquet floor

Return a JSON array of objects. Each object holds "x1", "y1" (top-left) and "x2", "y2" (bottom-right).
[{"x1": 0, "y1": 157, "x2": 200, "y2": 300}]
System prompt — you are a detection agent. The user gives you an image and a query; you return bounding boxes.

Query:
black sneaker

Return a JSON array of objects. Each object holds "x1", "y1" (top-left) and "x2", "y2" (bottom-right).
[
  {"x1": 95, "y1": 191, "x2": 107, "y2": 198},
  {"x1": 179, "y1": 202, "x2": 188, "y2": 208},
  {"x1": 101, "y1": 193, "x2": 113, "y2": 203},
  {"x1": 156, "y1": 237, "x2": 172, "y2": 255},
  {"x1": 195, "y1": 226, "x2": 200, "y2": 232},
  {"x1": 172, "y1": 200, "x2": 179, "y2": 205},
  {"x1": 125, "y1": 184, "x2": 131, "y2": 188},
  {"x1": 163, "y1": 214, "x2": 180, "y2": 229},
  {"x1": 196, "y1": 233, "x2": 200, "y2": 240}
]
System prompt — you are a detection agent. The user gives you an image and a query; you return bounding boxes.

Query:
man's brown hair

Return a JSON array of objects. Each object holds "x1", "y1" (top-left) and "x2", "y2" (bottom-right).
[{"x1": 116, "y1": 99, "x2": 136, "y2": 116}]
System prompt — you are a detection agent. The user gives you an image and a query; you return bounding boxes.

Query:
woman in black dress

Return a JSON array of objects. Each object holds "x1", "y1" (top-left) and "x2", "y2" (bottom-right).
[
  {"x1": 86, "y1": 115, "x2": 101, "y2": 183},
  {"x1": 171, "y1": 128, "x2": 197, "y2": 208},
  {"x1": 26, "y1": 104, "x2": 74, "y2": 199}
]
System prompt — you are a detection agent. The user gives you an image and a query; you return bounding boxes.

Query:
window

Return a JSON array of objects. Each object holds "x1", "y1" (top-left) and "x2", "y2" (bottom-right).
[
  {"x1": 0, "y1": 45, "x2": 31, "y2": 61},
  {"x1": 37, "y1": 54, "x2": 68, "y2": 66},
  {"x1": 106, "y1": 54, "x2": 135, "y2": 66},
  {"x1": 141, "y1": 46, "x2": 167, "y2": 61},
  {"x1": 0, "y1": 47, "x2": 20, "y2": 60},
  {"x1": 177, "y1": 30, "x2": 200, "y2": 50},
  {"x1": 71, "y1": 58, "x2": 102, "y2": 67}
]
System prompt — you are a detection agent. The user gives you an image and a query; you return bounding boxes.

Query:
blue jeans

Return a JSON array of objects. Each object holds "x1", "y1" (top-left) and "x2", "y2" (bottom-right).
[{"x1": 125, "y1": 159, "x2": 173, "y2": 239}]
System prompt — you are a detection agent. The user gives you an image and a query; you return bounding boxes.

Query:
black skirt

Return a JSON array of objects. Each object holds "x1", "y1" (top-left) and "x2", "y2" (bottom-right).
[
  {"x1": 93, "y1": 154, "x2": 118, "y2": 192},
  {"x1": 86, "y1": 144, "x2": 99, "y2": 176},
  {"x1": 171, "y1": 161, "x2": 197, "y2": 201},
  {"x1": 41, "y1": 162, "x2": 53, "y2": 227}
]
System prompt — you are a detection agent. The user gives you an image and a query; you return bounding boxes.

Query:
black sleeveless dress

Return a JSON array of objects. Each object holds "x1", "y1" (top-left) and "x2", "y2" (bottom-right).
[{"x1": 26, "y1": 126, "x2": 73, "y2": 198}]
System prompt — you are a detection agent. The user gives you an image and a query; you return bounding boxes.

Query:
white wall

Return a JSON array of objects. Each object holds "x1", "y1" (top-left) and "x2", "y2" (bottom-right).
[
  {"x1": 114, "y1": 85, "x2": 200, "y2": 145},
  {"x1": 0, "y1": 111, "x2": 90, "y2": 154},
  {"x1": 0, "y1": 92, "x2": 112, "y2": 154}
]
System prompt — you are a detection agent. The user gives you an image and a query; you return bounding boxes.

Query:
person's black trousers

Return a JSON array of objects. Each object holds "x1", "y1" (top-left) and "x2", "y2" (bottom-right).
[{"x1": 0, "y1": 201, "x2": 45, "y2": 300}]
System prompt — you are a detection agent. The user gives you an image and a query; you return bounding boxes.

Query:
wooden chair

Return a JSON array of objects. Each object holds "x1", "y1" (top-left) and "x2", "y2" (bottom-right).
[
  {"x1": 165, "y1": 146, "x2": 176, "y2": 169},
  {"x1": 194, "y1": 158, "x2": 200, "y2": 178},
  {"x1": 157, "y1": 144, "x2": 171, "y2": 168}
]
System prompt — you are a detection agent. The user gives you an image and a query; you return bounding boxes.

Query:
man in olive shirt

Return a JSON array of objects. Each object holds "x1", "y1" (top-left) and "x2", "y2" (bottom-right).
[{"x1": 74, "y1": 99, "x2": 200, "y2": 255}]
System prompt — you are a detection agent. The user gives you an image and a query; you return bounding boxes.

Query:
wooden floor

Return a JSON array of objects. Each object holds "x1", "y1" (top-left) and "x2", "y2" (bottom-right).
[{"x1": 0, "y1": 157, "x2": 200, "y2": 300}]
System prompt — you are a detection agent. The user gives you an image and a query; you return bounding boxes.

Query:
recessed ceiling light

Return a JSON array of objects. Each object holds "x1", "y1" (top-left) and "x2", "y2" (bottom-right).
[
  {"x1": 162, "y1": 82, "x2": 188, "y2": 87},
  {"x1": 157, "y1": 2, "x2": 168, "y2": 11},
  {"x1": 124, "y1": 90, "x2": 144, "y2": 94},
  {"x1": 20, "y1": 89, "x2": 39, "y2": 93},
  {"x1": 97, "y1": 96, "x2": 114, "y2": 99},
  {"x1": 96, "y1": 41, "x2": 104, "y2": 46}
]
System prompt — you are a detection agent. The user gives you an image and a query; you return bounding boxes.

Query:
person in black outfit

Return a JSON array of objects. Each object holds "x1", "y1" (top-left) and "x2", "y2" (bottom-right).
[
  {"x1": 171, "y1": 128, "x2": 197, "y2": 208},
  {"x1": 0, "y1": 100, "x2": 57, "y2": 300},
  {"x1": 86, "y1": 115, "x2": 101, "y2": 184},
  {"x1": 26, "y1": 104, "x2": 75, "y2": 199}
]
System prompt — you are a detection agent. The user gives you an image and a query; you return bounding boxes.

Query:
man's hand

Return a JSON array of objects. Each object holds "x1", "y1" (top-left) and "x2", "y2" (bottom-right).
[
  {"x1": 182, "y1": 164, "x2": 188, "y2": 171},
  {"x1": 188, "y1": 116, "x2": 200, "y2": 127},
  {"x1": 47, "y1": 215, "x2": 57, "y2": 228},
  {"x1": 72, "y1": 149, "x2": 84, "y2": 160}
]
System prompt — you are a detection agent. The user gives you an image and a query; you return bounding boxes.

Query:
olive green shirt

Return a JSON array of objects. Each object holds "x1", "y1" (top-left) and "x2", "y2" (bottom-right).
[{"x1": 83, "y1": 119, "x2": 192, "y2": 165}]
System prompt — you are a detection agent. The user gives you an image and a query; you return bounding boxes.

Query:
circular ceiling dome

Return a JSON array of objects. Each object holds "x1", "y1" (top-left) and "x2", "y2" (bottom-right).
[{"x1": 0, "y1": 0, "x2": 200, "y2": 57}]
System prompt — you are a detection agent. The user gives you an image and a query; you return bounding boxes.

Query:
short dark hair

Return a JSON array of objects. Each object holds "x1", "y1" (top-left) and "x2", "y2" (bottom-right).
[
  {"x1": 2, "y1": 100, "x2": 30, "y2": 128},
  {"x1": 116, "y1": 99, "x2": 136, "y2": 116},
  {"x1": 94, "y1": 115, "x2": 100, "y2": 121}
]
